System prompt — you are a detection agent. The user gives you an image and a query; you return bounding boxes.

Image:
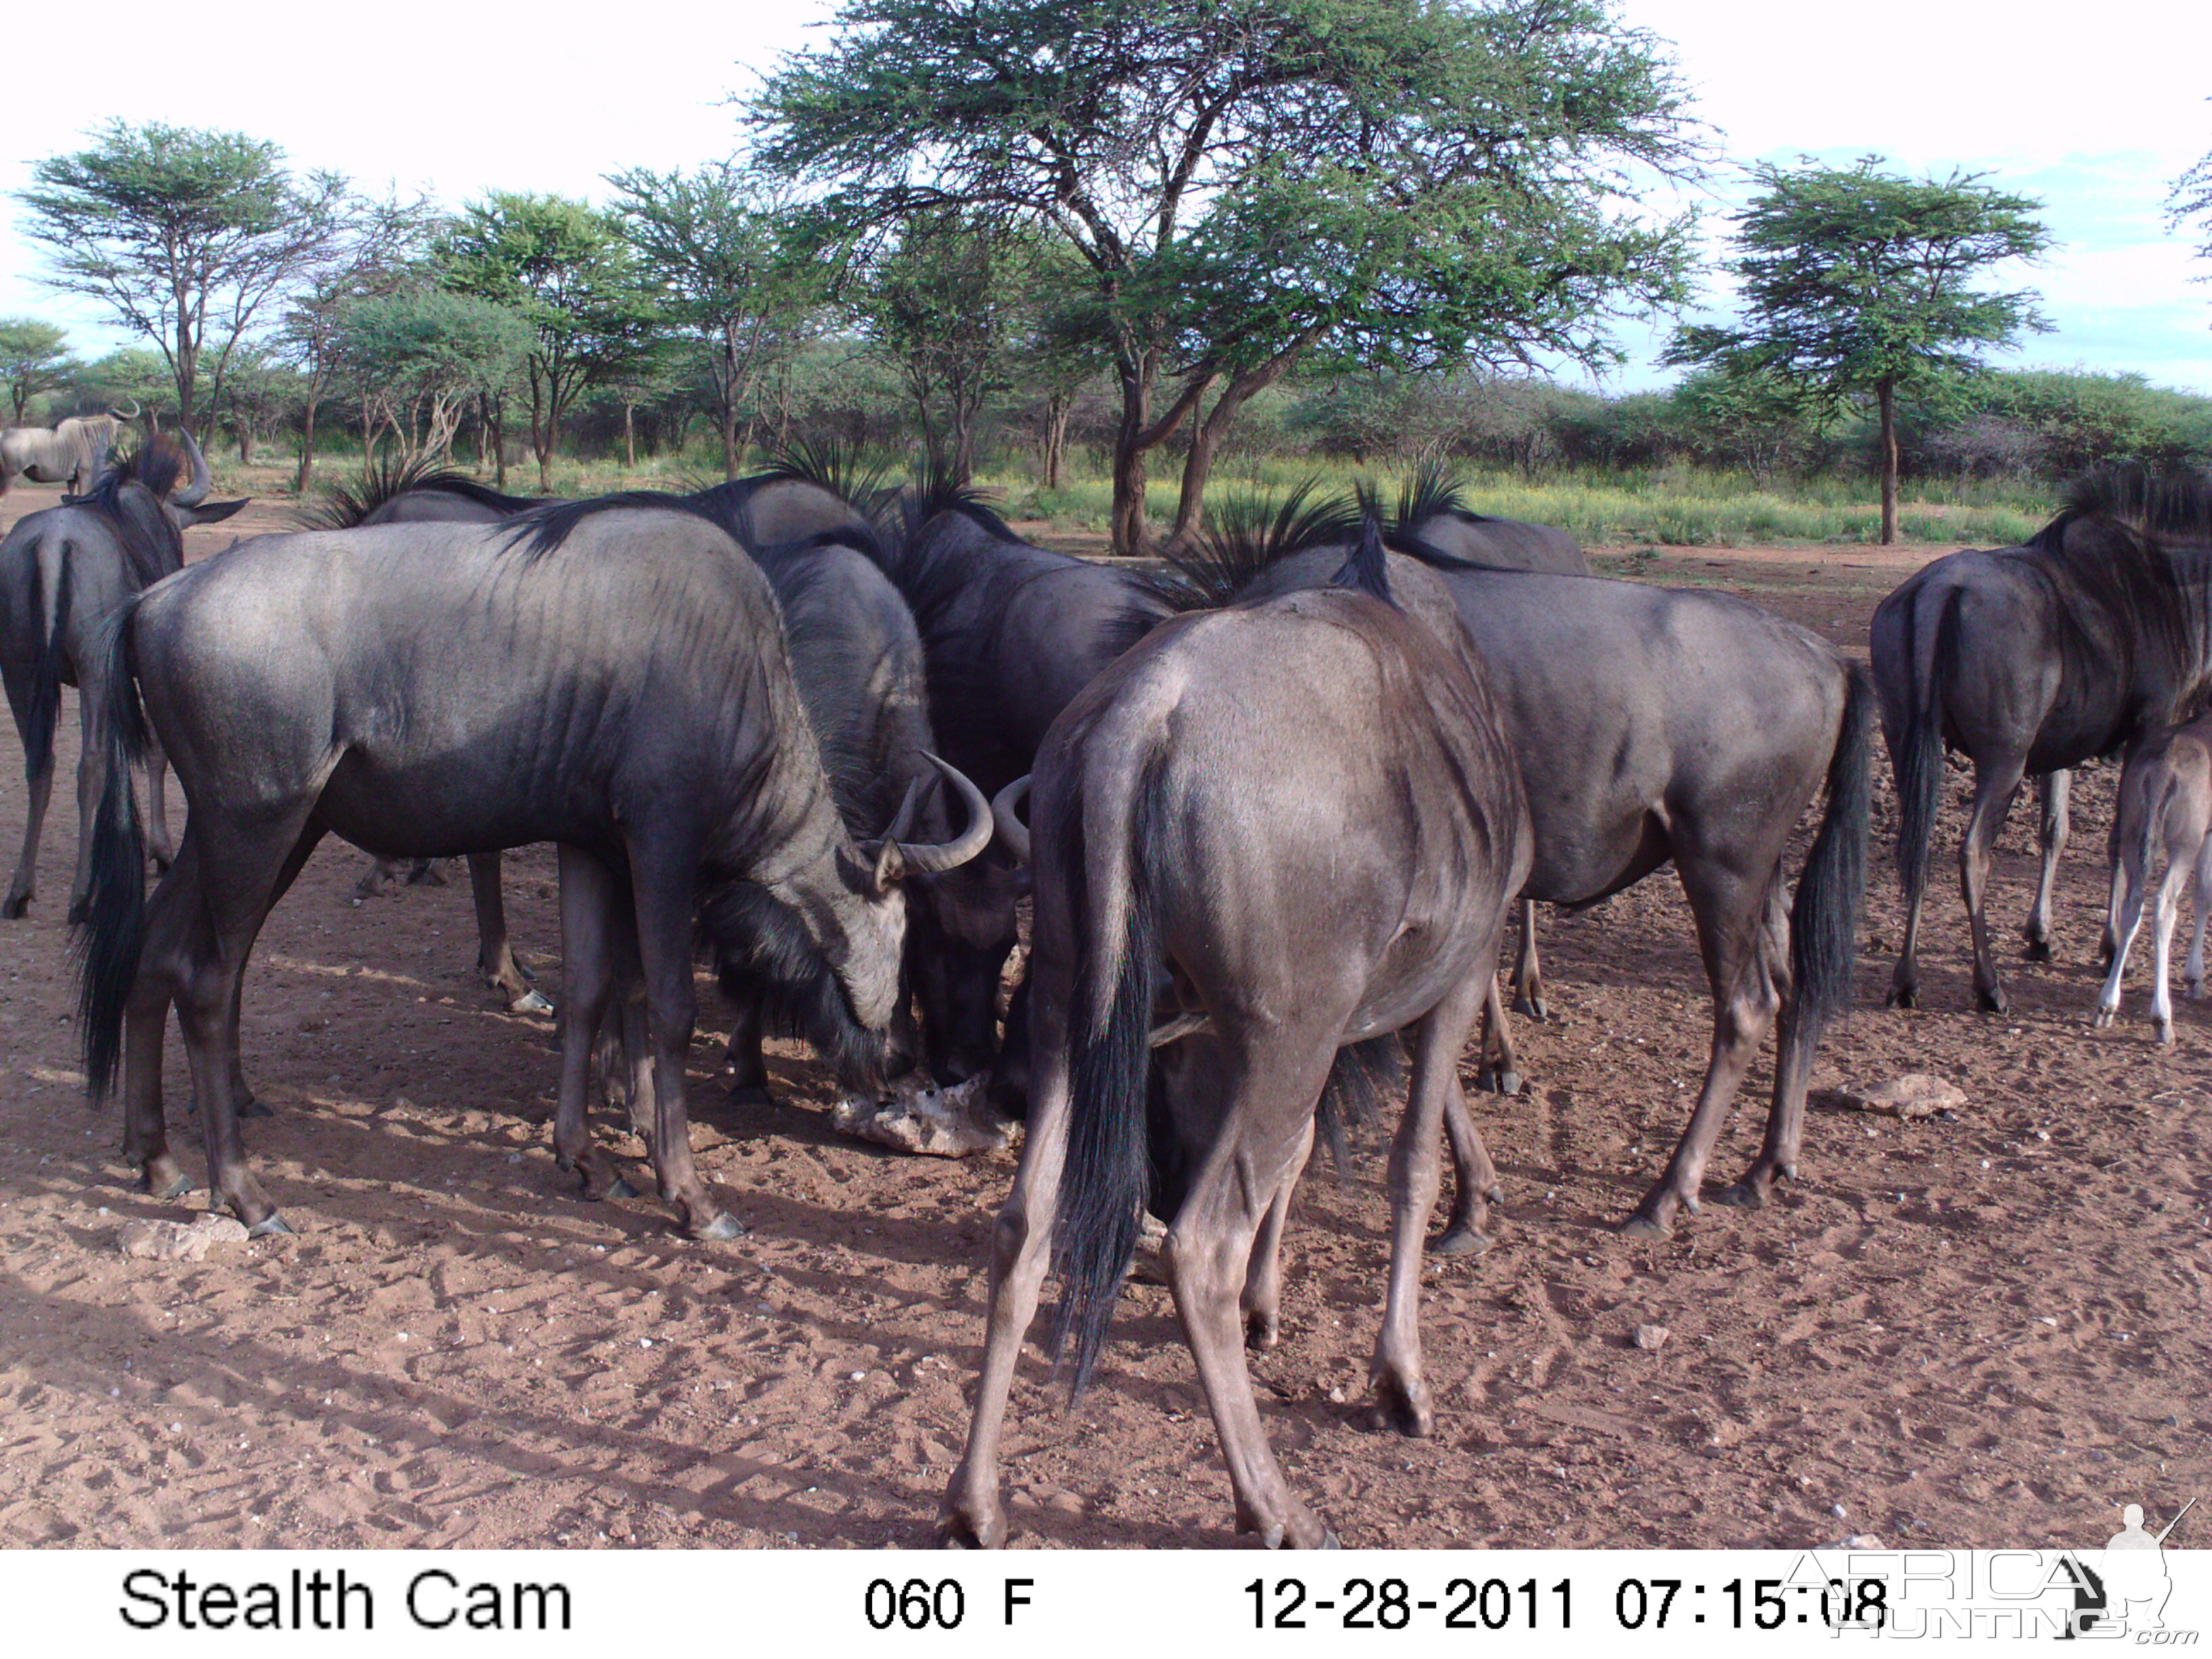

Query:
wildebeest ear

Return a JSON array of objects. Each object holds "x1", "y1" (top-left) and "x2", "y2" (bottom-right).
[
  {"x1": 178, "y1": 497, "x2": 250, "y2": 527},
  {"x1": 872, "y1": 838, "x2": 907, "y2": 894}
]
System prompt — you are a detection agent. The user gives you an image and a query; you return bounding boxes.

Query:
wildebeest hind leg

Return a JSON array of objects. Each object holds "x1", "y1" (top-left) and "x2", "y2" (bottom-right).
[
  {"x1": 1625, "y1": 866, "x2": 1784, "y2": 1237},
  {"x1": 1240, "y1": 1117, "x2": 1313, "y2": 1349},
  {"x1": 1960, "y1": 760, "x2": 2027, "y2": 1012},
  {"x1": 1164, "y1": 1059, "x2": 1336, "y2": 1548},
  {"x1": 3, "y1": 736, "x2": 52, "y2": 919},
  {"x1": 1472, "y1": 969, "x2": 1522, "y2": 1096},
  {"x1": 183, "y1": 817, "x2": 327, "y2": 1232},
  {"x1": 121, "y1": 836, "x2": 200, "y2": 1199},
  {"x1": 2189, "y1": 838, "x2": 2212, "y2": 998},
  {"x1": 941, "y1": 1008, "x2": 1073, "y2": 1549},
  {"x1": 1436, "y1": 979, "x2": 1507, "y2": 1255},
  {"x1": 2024, "y1": 770, "x2": 2070, "y2": 962},
  {"x1": 1375, "y1": 975, "x2": 1487, "y2": 1435}
]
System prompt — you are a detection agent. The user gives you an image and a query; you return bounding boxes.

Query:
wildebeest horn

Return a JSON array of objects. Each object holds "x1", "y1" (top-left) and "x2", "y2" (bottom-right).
[
  {"x1": 110, "y1": 400, "x2": 140, "y2": 421},
  {"x1": 172, "y1": 427, "x2": 212, "y2": 507},
  {"x1": 991, "y1": 775, "x2": 1031, "y2": 866},
  {"x1": 864, "y1": 754, "x2": 994, "y2": 882}
]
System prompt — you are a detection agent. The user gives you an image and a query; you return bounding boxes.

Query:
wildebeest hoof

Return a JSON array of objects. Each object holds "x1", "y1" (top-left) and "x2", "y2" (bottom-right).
[
  {"x1": 1373, "y1": 1376, "x2": 1434, "y2": 1438},
  {"x1": 0, "y1": 893, "x2": 26, "y2": 920},
  {"x1": 1492, "y1": 1069, "x2": 1522, "y2": 1097},
  {"x1": 508, "y1": 988, "x2": 554, "y2": 1017},
  {"x1": 1710, "y1": 1180, "x2": 1765, "y2": 1210},
  {"x1": 1429, "y1": 1225, "x2": 1492, "y2": 1257},
  {"x1": 1620, "y1": 1211, "x2": 1671, "y2": 1240},
  {"x1": 66, "y1": 897, "x2": 90, "y2": 926},
  {"x1": 146, "y1": 1170, "x2": 196, "y2": 1201},
  {"x1": 1512, "y1": 995, "x2": 1549, "y2": 1021},
  {"x1": 2156, "y1": 1021, "x2": 2175, "y2": 1046},
  {"x1": 604, "y1": 1172, "x2": 640, "y2": 1200},
  {"x1": 1975, "y1": 986, "x2": 2009, "y2": 1014},
  {"x1": 2189, "y1": 978, "x2": 2205, "y2": 1001},
  {"x1": 403, "y1": 859, "x2": 447, "y2": 886},
  {"x1": 245, "y1": 1212, "x2": 295, "y2": 1237},
  {"x1": 691, "y1": 1210, "x2": 747, "y2": 1242},
  {"x1": 729, "y1": 1084, "x2": 776, "y2": 1111},
  {"x1": 1319, "y1": 1530, "x2": 1342, "y2": 1549},
  {"x1": 239, "y1": 1096, "x2": 273, "y2": 1120},
  {"x1": 1885, "y1": 985, "x2": 1917, "y2": 1010},
  {"x1": 2022, "y1": 938, "x2": 2053, "y2": 963},
  {"x1": 1244, "y1": 1310, "x2": 1279, "y2": 1350},
  {"x1": 2092, "y1": 1005, "x2": 2117, "y2": 1029}
]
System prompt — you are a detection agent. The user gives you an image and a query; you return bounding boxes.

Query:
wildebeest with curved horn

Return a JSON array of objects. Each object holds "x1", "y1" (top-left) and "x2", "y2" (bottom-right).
[
  {"x1": 75, "y1": 497, "x2": 991, "y2": 1239},
  {"x1": 941, "y1": 518, "x2": 1530, "y2": 1550},
  {"x1": 1873, "y1": 468, "x2": 2212, "y2": 1013},
  {"x1": 1214, "y1": 504, "x2": 1872, "y2": 1243},
  {"x1": 0, "y1": 403, "x2": 139, "y2": 496},
  {"x1": 0, "y1": 430, "x2": 245, "y2": 920}
]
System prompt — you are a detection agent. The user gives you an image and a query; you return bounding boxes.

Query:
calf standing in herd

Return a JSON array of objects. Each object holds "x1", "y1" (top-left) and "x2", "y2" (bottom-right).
[{"x1": 2094, "y1": 710, "x2": 2212, "y2": 1042}]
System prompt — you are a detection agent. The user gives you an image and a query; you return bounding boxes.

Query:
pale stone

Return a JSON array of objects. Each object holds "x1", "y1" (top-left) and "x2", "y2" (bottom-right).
[
  {"x1": 832, "y1": 1076, "x2": 1019, "y2": 1158},
  {"x1": 1633, "y1": 1322, "x2": 1670, "y2": 1351}
]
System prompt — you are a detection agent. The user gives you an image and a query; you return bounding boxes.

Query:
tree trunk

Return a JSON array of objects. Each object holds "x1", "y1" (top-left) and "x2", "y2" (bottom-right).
[
  {"x1": 1168, "y1": 350, "x2": 1307, "y2": 548},
  {"x1": 1109, "y1": 350, "x2": 1214, "y2": 555},
  {"x1": 720, "y1": 402, "x2": 740, "y2": 480},
  {"x1": 295, "y1": 388, "x2": 321, "y2": 493},
  {"x1": 1041, "y1": 391, "x2": 1071, "y2": 491},
  {"x1": 623, "y1": 401, "x2": 636, "y2": 470},
  {"x1": 238, "y1": 425, "x2": 253, "y2": 465},
  {"x1": 1877, "y1": 379, "x2": 1899, "y2": 546}
]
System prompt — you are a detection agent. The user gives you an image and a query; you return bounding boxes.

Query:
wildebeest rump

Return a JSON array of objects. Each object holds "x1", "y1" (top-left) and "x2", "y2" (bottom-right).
[
  {"x1": 1874, "y1": 468, "x2": 2212, "y2": 1012},
  {"x1": 2093, "y1": 711, "x2": 2212, "y2": 1042},
  {"x1": 75, "y1": 504, "x2": 989, "y2": 1238},
  {"x1": 0, "y1": 431, "x2": 245, "y2": 920},
  {"x1": 942, "y1": 524, "x2": 1530, "y2": 1549},
  {"x1": 1238, "y1": 530, "x2": 1872, "y2": 1240}
]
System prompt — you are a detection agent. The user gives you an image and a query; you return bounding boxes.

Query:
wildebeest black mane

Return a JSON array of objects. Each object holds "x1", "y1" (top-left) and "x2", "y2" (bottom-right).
[
  {"x1": 1329, "y1": 497, "x2": 1395, "y2": 604},
  {"x1": 1158, "y1": 478, "x2": 1362, "y2": 613},
  {"x1": 299, "y1": 453, "x2": 541, "y2": 530},
  {"x1": 502, "y1": 489, "x2": 711, "y2": 560},
  {"x1": 762, "y1": 435, "x2": 896, "y2": 512},
  {"x1": 699, "y1": 878, "x2": 888, "y2": 1092},
  {"x1": 68, "y1": 439, "x2": 188, "y2": 588}
]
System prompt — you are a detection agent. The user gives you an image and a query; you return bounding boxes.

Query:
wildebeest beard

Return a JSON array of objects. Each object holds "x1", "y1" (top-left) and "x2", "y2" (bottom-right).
[{"x1": 697, "y1": 878, "x2": 889, "y2": 1094}]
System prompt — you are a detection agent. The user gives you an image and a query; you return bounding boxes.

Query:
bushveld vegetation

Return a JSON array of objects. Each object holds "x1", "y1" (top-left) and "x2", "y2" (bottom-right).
[{"x1": 6, "y1": 1, "x2": 2211, "y2": 548}]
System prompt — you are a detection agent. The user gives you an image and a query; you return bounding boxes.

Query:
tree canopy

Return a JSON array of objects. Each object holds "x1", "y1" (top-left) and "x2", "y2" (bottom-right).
[
  {"x1": 753, "y1": 0, "x2": 1702, "y2": 549},
  {"x1": 0, "y1": 319, "x2": 80, "y2": 425},
  {"x1": 1667, "y1": 156, "x2": 2049, "y2": 542},
  {"x1": 15, "y1": 121, "x2": 348, "y2": 435}
]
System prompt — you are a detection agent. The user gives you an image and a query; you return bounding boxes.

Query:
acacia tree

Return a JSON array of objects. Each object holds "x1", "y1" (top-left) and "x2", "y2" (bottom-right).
[
  {"x1": 754, "y1": 0, "x2": 1699, "y2": 550},
  {"x1": 439, "y1": 193, "x2": 660, "y2": 490},
  {"x1": 0, "y1": 320, "x2": 81, "y2": 424},
  {"x1": 1667, "y1": 157, "x2": 2050, "y2": 544},
  {"x1": 607, "y1": 163, "x2": 823, "y2": 478},
  {"x1": 333, "y1": 289, "x2": 533, "y2": 466},
  {"x1": 280, "y1": 190, "x2": 438, "y2": 489},
  {"x1": 16, "y1": 121, "x2": 348, "y2": 437}
]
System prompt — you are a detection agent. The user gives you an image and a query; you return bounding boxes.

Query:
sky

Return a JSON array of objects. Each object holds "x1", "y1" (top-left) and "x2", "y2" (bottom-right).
[{"x1": 0, "y1": 0, "x2": 2206, "y2": 396}]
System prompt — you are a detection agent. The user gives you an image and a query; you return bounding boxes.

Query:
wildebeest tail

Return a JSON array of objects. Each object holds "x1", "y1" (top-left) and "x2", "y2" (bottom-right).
[
  {"x1": 75, "y1": 602, "x2": 150, "y2": 1101},
  {"x1": 1054, "y1": 762, "x2": 1163, "y2": 1398},
  {"x1": 1789, "y1": 661, "x2": 1874, "y2": 1038},
  {"x1": 1313, "y1": 1034, "x2": 1406, "y2": 1174},
  {"x1": 21, "y1": 536, "x2": 70, "y2": 781},
  {"x1": 1893, "y1": 588, "x2": 1957, "y2": 905}
]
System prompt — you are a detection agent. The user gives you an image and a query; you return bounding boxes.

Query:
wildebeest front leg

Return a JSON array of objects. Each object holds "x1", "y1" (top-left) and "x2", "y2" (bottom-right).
[
  {"x1": 941, "y1": 1006, "x2": 1073, "y2": 1549},
  {"x1": 2024, "y1": 770, "x2": 2070, "y2": 962},
  {"x1": 67, "y1": 693, "x2": 105, "y2": 924},
  {"x1": 2150, "y1": 866, "x2": 2187, "y2": 1044},
  {"x1": 2095, "y1": 842, "x2": 2152, "y2": 1030},
  {"x1": 722, "y1": 991, "x2": 775, "y2": 1108},
  {"x1": 469, "y1": 851, "x2": 550, "y2": 1014},
  {"x1": 1625, "y1": 867, "x2": 1785, "y2": 1237},
  {"x1": 1472, "y1": 969, "x2": 1522, "y2": 1096},
  {"x1": 550, "y1": 846, "x2": 637, "y2": 1200},
  {"x1": 628, "y1": 837, "x2": 737, "y2": 1240},
  {"x1": 1960, "y1": 759, "x2": 2027, "y2": 1012},
  {"x1": 1509, "y1": 899, "x2": 1547, "y2": 1019},
  {"x1": 121, "y1": 837, "x2": 199, "y2": 1200}
]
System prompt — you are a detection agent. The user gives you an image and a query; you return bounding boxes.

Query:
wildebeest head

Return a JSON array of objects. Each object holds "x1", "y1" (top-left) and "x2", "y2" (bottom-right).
[{"x1": 73, "y1": 427, "x2": 250, "y2": 536}]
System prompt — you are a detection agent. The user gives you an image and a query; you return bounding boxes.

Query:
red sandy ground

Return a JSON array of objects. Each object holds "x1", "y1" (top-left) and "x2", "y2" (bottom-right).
[{"x1": 1, "y1": 485, "x2": 2205, "y2": 1551}]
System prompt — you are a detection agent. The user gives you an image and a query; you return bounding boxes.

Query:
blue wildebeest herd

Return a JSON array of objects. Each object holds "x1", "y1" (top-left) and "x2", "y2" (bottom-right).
[{"x1": 2, "y1": 436, "x2": 2210, "y2": 1545}]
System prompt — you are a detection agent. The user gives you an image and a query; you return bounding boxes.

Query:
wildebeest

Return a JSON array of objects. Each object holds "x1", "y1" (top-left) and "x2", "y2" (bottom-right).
[
  {"x1": 2093, "y1": 711, "x2": 2212, "y2": 1042},
  {"x1": 941, "y1": 521, "x2": 1530, "y2": 1549},
  {"x1": 1874, "y1": 469, "x2": 2212, "y2": 1012},
  {"x1": 1229, "y1": 514, "x2": 1871, "y2": 1242},
  {"x1": 0, "y1": 404, "x2": 138, "y2": 496},
  {"x1": 76, "y1": 499, "x2": 991, "y2": 1239},
  {"x1": 0, "y1": 430, "x2": 245, "y2": 920},
  {"x1": 865, "y1": 483, "x2": 1176, "y2": 1108}
]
